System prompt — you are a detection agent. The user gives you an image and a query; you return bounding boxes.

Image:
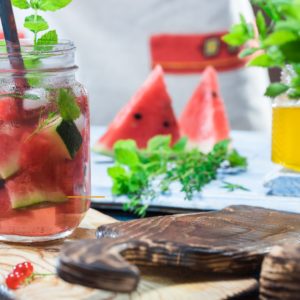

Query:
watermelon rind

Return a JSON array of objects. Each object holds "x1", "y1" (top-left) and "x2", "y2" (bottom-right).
[
  {"x1": 0, "y1": 152, "x2": 19, "y2": 180},
  {"x1": 8, "y1": 189, "x2": 66, "y2": 209},
  {"x1": 42, "y1": 117, "x2": 83, "y2": 160}
]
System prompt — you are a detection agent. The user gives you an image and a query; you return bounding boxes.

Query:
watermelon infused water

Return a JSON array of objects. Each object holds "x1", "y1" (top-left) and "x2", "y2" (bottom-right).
[{"x1": 0, "y1": 40, "x2": 90, "y2": 242}]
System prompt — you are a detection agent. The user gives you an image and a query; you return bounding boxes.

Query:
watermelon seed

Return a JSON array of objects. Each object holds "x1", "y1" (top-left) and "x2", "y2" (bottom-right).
[
  {"x1": 212, "y1": 91, "x2": 218, "y2": 98},
  {"x1": 133, "y1": 113, "x2": 142, "y2": 120},
  {"x1": 163, "y1": 121, "x2": 170, "y2": 128}
]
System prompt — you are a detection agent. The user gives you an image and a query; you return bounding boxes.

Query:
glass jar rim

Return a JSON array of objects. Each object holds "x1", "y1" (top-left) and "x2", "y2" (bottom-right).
[{"x1": 0, "y1": 39, "x2": 75, "y2": 57}]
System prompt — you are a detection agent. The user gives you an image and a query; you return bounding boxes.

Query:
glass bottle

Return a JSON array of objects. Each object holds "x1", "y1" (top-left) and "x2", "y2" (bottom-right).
[{"x1": 272, "y1": 66, "x2": 300, "y2": 171}]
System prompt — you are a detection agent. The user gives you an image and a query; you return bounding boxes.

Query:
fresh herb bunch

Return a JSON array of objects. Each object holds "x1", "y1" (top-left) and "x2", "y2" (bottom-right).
[
  {"x1": 108, "y1": 136, "x2": 247, "y2": 217},
  {"x1": 12, "y1": 0, "x2": 73, "y2": 46},
  {"x1": 223, "y1": 0, "x2": 300, "y2": 99}
]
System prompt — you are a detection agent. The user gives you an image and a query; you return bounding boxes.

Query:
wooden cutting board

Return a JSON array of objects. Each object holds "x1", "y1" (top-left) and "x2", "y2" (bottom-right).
[
  {"x1": 58, "y1": 205, "x2": 300, "y2": 294},
  {"x1": 0, "y1": 209, "x2": 257, "y2": 300}
]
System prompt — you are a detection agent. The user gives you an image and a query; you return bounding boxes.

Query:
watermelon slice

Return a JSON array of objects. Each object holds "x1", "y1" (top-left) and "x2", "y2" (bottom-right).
[
  {"x1": 6, "y1": 169, "x2": 66, "y2": 209},
  {"x1": 179, "y1": 66, "x2": 230, "y2": 152},
  {"x1": 93, "y1": 65, "x2": 180, "y2": 153}
]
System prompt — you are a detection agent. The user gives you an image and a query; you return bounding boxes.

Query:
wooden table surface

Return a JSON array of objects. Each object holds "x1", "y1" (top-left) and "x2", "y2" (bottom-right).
[{"x1": 0, "y1": 209, "x2": 257, "y2": 300}]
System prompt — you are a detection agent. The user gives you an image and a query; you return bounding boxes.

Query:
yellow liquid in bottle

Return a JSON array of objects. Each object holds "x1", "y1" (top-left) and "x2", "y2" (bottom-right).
[{"x1": 272, "y1": 106, "x2": 300, "y2": 171}]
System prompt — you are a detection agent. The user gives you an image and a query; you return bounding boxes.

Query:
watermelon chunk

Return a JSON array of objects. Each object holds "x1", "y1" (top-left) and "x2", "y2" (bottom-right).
[
  {"x1": 0, "y1": 126, "x2": 31, "y2": 180},
  {"x1": 94, "y1": 65, "x2": 180, "y2": 153},
  {"x1": 0, "y1": 97, "x2": 20, "y2": 122},
  {"x1": 6, "y1": 170, "x2": 66, "y2": 209},
  {"x1": 179, "y1": 66, "x2": 230, "y2": 152}
]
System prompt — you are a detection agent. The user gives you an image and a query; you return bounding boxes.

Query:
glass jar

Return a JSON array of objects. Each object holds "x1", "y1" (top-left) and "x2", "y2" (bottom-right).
[
  {"x1": 272, "y1": 66, "x2": 300, "y2": 171},
  {"x1": 0, "y1": 40, "x2": 90, "y2": 242}
]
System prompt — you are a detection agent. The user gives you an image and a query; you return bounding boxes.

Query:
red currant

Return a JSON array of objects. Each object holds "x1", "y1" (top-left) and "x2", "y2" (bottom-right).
[
  {"x1": 5, "y1": 272, "x2": 23, "y2": 290},
  {"x1": 13, "y1": 262, "x2": 34, "y2": 277}
]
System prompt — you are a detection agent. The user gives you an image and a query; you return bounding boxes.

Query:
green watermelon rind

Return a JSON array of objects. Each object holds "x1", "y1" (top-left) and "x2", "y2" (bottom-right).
[
  {"x1": 9, "y1": 189, "x2": 67, "y2": 209},
  {"x1": 0, "y1": 152, "x2": 20, "y2": 180}
]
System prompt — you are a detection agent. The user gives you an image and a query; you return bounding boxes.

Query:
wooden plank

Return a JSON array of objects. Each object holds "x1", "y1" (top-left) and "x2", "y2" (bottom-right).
[{"x1": 0, "y1": 209, "x2": 257, "y2": 300}]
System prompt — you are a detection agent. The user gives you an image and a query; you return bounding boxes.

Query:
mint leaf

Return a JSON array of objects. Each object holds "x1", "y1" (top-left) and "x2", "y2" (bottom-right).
[
  {"x1": 227, "y1": 149, "x2": 247, "y2": 168},
  {"x1": 264, "y1": 83, "x2": 289, "y2": 98},
  {"x1": 256, "y1": 10, "x2": 267, "y2": 39},
  {"x1": 247, "y1": 53, "x2": 276, "y2": 67},
  {"x1": 222, "y1": 24, "x2": 250, "y2": 46},
  {"x1": 239, "y1": 48, "x2": 258, "y2": 58},
  {"x1": 57, "y1": 88, "x2": 81, "y2": 121},
  {"x1": 280, "y1": 41, "x2": 300, "y2": 63},
  {"x1": 12, "y1": 0, "x2": 30, "y2": 9},
  {"x1": 147, "y1": 135, "x2": 171, "y2": 151},
  {"x1": 39, "y1": 0, "x2": 73, "y2": 11},
  {"x1": 275, "y1": 20, "x2": 300, "y2": 33},
  {"x1": 36, "y1": 30, "x2": 58, "y2": 46},
  {"x1": 172, "y1": 137, "x2": 188, "y2": 152},
  {"x1": 264, "y1": 30, "x2": 298, "y2": 46},
  {"x1": 24, "y1": 15, "x2": 49, "y2": 33},
  {"x1": 108, "y1": 166, "x2": 126, "y2": 179},
  {"x1": 114, "y1": 140, "x2": 137, "y2": 152},
  {"x1": 115, "y1": 148, "x2": 140, "y2": 168}
]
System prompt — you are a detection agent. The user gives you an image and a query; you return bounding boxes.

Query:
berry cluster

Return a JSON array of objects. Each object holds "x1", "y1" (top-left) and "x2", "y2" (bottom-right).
[{"x1": 5, "y1": 262, "x2": 34, "y2": 290}]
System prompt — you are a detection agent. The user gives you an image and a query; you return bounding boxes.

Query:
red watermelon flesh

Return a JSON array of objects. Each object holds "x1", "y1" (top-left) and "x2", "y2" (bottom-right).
[
  {"x1": 94, "y1": 65, "x2": 180, "y2": 153},
  {"x1": 0, "y1": 97, "x2": 21, "y2": 122},
  {"x1": 179, "y1": 66, "x2": 230, "y2": 152}
]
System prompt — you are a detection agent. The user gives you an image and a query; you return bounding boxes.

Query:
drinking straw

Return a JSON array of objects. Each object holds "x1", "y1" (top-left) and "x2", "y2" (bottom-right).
[{"x1": 0, "y1": 0, "x2": 28, "y2": 89}]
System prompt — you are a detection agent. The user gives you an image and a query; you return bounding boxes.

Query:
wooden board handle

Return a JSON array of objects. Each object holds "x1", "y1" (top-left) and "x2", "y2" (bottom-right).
[{"x1": 57, "y1": 239, "x2": 140, "y2": 292}]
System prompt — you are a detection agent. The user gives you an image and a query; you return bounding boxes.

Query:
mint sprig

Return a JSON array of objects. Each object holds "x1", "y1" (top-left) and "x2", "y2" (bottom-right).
[
  {"x1": 222, "y1": 0, "x2": 300, "y2": 99},
  {"x1": 57, "y1": 88, "x2": 81, "y2": 121},
  {"x1": 12, "y1": 0, "x2": 73, "y2": 46},
  {"x1": 108, "y1": 136, "x2": 247, "y2": 217}
]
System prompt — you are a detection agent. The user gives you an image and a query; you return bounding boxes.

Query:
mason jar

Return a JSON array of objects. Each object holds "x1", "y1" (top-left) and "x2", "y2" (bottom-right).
[
  {"x1": 0, "y1": 40, "x2": 90, "y2": 242},
  {"x1": 272, "y1": 66, "x2": 300, "y2": 171}
]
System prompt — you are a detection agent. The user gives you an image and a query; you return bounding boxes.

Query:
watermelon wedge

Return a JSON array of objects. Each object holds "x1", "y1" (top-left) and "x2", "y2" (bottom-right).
[
  {"x1": 93, "y1": 65, "x2": 180, "y2": 153},
  {"x1": 179, "y1": 66, "x2": 230, "y2": 152}
]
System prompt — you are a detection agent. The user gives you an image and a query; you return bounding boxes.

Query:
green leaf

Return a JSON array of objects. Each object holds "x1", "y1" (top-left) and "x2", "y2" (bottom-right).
[
  {"x1": 147, "y1": 135, "x2": 171, "y2": 151},
  {"x1": 264, "y1": 83, "x2": 289, "y2": 97},
  {"x1": 256, "y1": 10, "x2": 267, "y2": 38},
  {"x1": 107, "y1": 166, "x2": 126, "y2": 179},
  {"x1": 227, "y1": 149, "x2": 248, "y2": 168},
  {"x1": 115, "y1": 148, "x2": 140, "y2": 167},
  {"x1": 57, "y1": 88, "x2": 81, "y2": 121},
  {"x1": 23, "y1": 55, "x2": 41, "y2": 69},
  {"x1": 275, "y1": 19, "x2": 300, "y2": 32},
  {"x1": 239, "y1": 48, "x2": 258, "y2": 58},
  {"x1": 222, "y1": 181, "x2": 250, "y2": 192},
  {"x1": 222, "y1": 23, "x2": 252, "y2": 46},
  {"x1": 172, "y1": 137, "x2": 188, "y2": 152},
  {"x1": 39, "y1": 0, "x2": 73, "y2": 11},
  {"x1": 12, "y1": 0, "x2": 30, "y2": 9},
  {"x1": 36, "y1": 30, "x2": 58, "y2": 46},
  {"x1": 247, "y1": 53, "x2": 275, "y2": 67},
  {"x1": 280, "y1": 41, "x2": 300, "y2": 62},
  {"x1": 24, "y1": 15, "x2": 49, "y2": 33},
  {"x1": 114, "y1": 140, "x2": 137, "y2": 152},
  {"x1": 264, "y1": 30, "x2": 298, "y2": 46}
]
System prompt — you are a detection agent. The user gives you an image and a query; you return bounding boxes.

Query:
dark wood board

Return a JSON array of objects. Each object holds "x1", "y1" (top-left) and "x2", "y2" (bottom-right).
[
  {"x1": 260, "y1": 243, "x2": 300, "y2": 300},
  {"x1": 57, "y1": 205, "x2": 300, "y2": 293}
]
